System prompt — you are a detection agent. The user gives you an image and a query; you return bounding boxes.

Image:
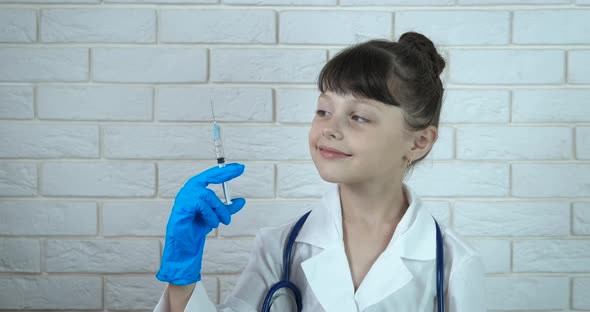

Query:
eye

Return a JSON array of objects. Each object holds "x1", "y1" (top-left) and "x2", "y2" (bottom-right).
[
  {"x1": 316, "y1": 109, "x2": 330, "y2": 117},
  {"x1": 351, "y1": 114, "x2": 369, "y2": 123}
]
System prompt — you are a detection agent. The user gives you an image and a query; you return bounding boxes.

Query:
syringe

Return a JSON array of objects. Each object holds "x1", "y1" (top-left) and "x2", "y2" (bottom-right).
[{"x1": 210, "y1": 100, "x2": 232, "y2": 204}]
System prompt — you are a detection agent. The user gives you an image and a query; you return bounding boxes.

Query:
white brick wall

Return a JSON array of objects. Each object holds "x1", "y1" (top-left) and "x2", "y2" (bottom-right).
[{"x1": 0, "y1": 1, "x2": 588, "y2": 311}]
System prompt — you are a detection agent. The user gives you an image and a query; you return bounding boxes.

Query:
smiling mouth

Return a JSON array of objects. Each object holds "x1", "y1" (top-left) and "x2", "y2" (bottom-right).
[{"x1": 318, "y1": 146, "x2": 352, "y2": 159}]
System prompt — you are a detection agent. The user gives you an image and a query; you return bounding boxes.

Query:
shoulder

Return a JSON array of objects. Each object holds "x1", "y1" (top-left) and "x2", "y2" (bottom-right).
[
  {"x1": 253, "y1": 217, "x2": 301, "y2": 255},
  {"x1": 439, "y1": 224, "x2": 480, "y2": 264},
  {"x1": 439, "y1": 225, "x2": 486, "y2": 289},
  {"x1": 438, "y1": 226, "x2": 487, "y2": 310},
  {"x1": 257, "y1": 220, "x2": 296, "y2": 244}
]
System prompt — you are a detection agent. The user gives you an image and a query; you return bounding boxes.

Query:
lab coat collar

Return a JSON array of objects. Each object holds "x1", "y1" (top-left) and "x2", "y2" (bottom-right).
[{"x1": 296, "y1": 182, "x2": 436, "y2": 311}]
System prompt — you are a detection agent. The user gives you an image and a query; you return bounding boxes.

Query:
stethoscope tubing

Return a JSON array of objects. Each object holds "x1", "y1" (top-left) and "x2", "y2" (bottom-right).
[{"x1": 262, "y1": 211, "x2": 445, "y2": 312}]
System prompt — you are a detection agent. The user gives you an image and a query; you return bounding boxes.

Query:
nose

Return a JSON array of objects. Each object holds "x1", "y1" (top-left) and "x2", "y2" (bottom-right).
[{"x1": 322, "y1": 126, "x2": 343, "y2": 140}]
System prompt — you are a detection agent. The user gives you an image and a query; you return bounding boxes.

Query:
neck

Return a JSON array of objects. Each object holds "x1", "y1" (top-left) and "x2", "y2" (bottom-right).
[{"x1": 338, "y1": 179, "x2": 409, "y2": 227}]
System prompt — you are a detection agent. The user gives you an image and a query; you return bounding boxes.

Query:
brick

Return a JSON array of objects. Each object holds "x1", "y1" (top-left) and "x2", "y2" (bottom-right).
[
  {"x1": 104, "y1": 125, "x2": 211, "y2": 159},
  {"x1": 485, "y1": 277, "x2": 568, "y2": 310},
  {"x1": 448, "y1": 49, "x2": 564, "y2": 84},
  {"x1": 406, "y1": 162, "x2": 508, "y2": 197},
  {"x1": 421, "y1": 201, "x2": 450, "y2": 226},
  {"x1": 0, "y1": 201, "x2": 97, "y2": 235},
  {"x1": 0, "y1": 277, "x2": 102, "y2": 310},
  {"x1": 395, "y1": 11, "x2": 509, "y2": 45},
  {"x1": 512, "y1": 164, "x2": 590, "y2": 197},
  {"x1": 211, "y1": 48, "x2": 325, "y2": 83},
  {"x1": 578, "y1": 127, "x2": 590, "y2": 159},
  {"x1": 0, "y1": 239, "x2": 40, "y2": 272},
  {"x1": 457, "y1": 126, "x2": 571, "y2": 160},
  {"x1": 426, "y1": 127, "x2": 453, "y2": 160},
  {"x1": 103, "y1": 200, "x2": 172, "y2": 236},
  {"x1": 328, "y1": 48, "x2": 344, "y2": 59},
  {"x1": 224, "y1": 0, "x2": 335, "y2": 4},
  {"x1": 513, "y1": 89, "x2": 590, "y2": 123},
  {"x1": 277, "y1": 163, "x2": 330, "y2": 198},
  {"x1": 0, "y1": 9, "x2": 36, "y2": 42},
  {"x1": 467, "y1": 239, "x2": 510, "y2": 273},
  {"x1": 157, "y1": 87, "x2": 272, "y2": 122},
  {"x1": 107, "y1": 0, "x2": 214, "y2": 2},
  {"x1": 574, "y1": 278, "x2": 590, "y2": 310},
  {"x1": 0, "y1": 124, "x2": 98, "y2": 158},
  {"x1": 0, "y1": 86, "x2": 33, "y2": 119},
  {"x1": 461, "y1": 0, "x2": 568, "y2": 3},
  {"x1": 219, "y1": 200, "x2": 319, "y2": 237},
  {"x1": 574, "y1": 203, "x2": 590, "y2": 235},
  {"x1": 106, "y1": 276, "x2": 166, "y2": 310},
  {"x1": 0, "y1": 0, "x2": 98, "y2": 2},
  {"x1": 0, "y1": 48, "x2": 88, "y2": 82},
  {"x1": 38, "y1": 86, "x2": 152, "y2": 121},
  {"x1": 455, "y1": 201, "x2": 569, "y2": 236},
  {"x1": 202, "y1": 239, "x2": 254, "y2": 274},
  {"x1": 0, "y1": 163, "x2": 37, "y2": 196},
  {"x1": 514, "y1": 240, "x2": 590, "y2": 272},
  {"x1": 158, "y1": 162, "x2": 275, "y2": 199},
  {"x1": 569, "y1": 50, "x2": 590, "y2": 84},
  {"x1": 160, "y1": 10, "x2": 274, "y2": 43},
  {"x1": 41, "y1": 162, "x2": 155, "y2": 197},
  {"x1": 276, "y1": 88, "x2": 319, "y2": 123},
  {"x1": 341, "y1": 0, "x2": 452, "y2": 4},
  {"x1": 47, "y1": 239, "x2": 159, "y2": 272},
  {"x1": 224, "y1": 126, "x2": 310, "y2": 160},
  {"x1": 93, "y1": 47, "x2": 207, "y2": 83},
  {"x1": 441, "y1": 90, "x2": 509, "y2": 123},
  {"x1": 280, "y1": 11, "x2": 391, "y2": 45},
  {"x1": 41, "y1": 9, "x2": 155, "y2": 43},
  {"x1": 514, "y1": 10, "x2": 590, "y2": 44}
]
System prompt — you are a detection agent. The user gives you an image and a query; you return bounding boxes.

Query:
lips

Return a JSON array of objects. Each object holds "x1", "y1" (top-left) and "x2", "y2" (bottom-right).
[{"x1": 318, "y1": 145, "x2": 351, "y2": 159}]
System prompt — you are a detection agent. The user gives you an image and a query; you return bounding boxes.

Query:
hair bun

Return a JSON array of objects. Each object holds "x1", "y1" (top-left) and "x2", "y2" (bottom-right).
[{"x1": 399, "y1": 32, "x2": 445, "y2": 76}]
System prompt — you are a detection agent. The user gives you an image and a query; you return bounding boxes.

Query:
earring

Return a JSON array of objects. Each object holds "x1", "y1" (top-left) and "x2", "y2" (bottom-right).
[{"x1": 407, "y1": 155, "x2": 413, "y2": 168}]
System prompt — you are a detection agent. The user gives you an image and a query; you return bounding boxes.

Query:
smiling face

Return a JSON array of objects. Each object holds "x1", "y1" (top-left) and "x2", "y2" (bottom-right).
[{"x1": 309, "y1": 91, "x2": 412, "y2": 186}]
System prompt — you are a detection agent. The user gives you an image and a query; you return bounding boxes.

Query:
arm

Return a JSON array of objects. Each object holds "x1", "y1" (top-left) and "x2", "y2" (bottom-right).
[
  {"x1": 153, "y1": 164, "x2": 247, "y2": 312},
  {"x1": 169, "y1": 284, "x2": 196, "y2": 312},
  {"x1": 446, "y1": 255, "x2": 487, "y2": 312},
  {"x1": 154, "y1": 282, "x2": 216, "y2": 312},
  {"x1": 153, "y1": 230, "x2": 284, "y2": 312}
]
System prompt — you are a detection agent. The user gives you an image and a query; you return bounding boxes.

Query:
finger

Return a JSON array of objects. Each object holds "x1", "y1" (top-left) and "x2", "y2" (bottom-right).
[
  {"x1": 195, "y1": 189, "x2": 222, "y2": 228},
  {"x1": 202, "y1": 189, "x2": 231, "y2": 225},
  {"x1": 185, "y1": 163, "x2": 245, "y2": 189},
  {"x1": 198, "y1": 204, "x2": 221, "y2": 229},
  {"x1": 225, "y1": 197, "x2": 246, "y2": 215}
]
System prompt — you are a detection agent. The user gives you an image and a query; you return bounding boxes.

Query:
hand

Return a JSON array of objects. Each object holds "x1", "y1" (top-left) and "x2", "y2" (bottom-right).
[{"x1": 156, "y1": 163, "x2": 246, "y2": 285}]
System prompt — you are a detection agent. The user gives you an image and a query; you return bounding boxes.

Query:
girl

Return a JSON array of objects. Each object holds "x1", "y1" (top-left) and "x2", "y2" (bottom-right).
[{"x1": 154, "y1": 32, "x2": 486, "y2": 311}]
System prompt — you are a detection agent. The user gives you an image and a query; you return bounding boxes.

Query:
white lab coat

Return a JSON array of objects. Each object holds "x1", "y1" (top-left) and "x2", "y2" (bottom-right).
[{"x1": 154, "y1": 182, "x2": 486, "y2": 312}]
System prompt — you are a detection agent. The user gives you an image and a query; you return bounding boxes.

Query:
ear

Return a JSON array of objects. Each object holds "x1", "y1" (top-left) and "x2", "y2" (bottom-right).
[{"x1": 408, "y1": 126, "x2": 438, "y2": 161}]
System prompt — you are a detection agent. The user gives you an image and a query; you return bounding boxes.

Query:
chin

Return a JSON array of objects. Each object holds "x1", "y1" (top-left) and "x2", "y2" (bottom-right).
[
  {"x1": 316, "y1": 170, "x2": 344, "y2": 183},
  {"x1": 313, "y1": 162, "x2": 359, "y2": 184}
]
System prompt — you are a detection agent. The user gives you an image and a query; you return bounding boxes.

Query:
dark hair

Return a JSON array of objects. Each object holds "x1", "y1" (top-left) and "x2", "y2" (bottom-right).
[{"x1": 317, "y1": 32, "x2": 445, "y2": 170}]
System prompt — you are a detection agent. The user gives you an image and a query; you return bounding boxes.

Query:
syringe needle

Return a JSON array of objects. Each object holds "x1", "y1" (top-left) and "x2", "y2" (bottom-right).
[{"x1": 210, "y1": 100, "x2": 216, "y2": 122}]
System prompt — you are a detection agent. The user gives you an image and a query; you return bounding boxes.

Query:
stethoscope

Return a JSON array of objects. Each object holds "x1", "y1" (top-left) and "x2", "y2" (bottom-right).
[{"x1": 261, "y1": 210, "x2": 445, "y2": 312}]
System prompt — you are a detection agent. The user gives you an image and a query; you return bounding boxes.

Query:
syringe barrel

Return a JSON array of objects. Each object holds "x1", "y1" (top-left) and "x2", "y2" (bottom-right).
[{"x1": 213, "y1": 123, "x2": 225, "y2": 159}]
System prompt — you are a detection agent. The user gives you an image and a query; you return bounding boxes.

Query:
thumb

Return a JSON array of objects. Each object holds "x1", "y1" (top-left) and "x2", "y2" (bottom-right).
[{"x1": 225, "y1": 197, "x2": 246, "y2": 215}]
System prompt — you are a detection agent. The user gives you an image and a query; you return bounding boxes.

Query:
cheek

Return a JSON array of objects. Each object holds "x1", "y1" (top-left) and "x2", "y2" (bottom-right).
[
  {"x1": 365, "y1": 133, "x2": 403, "y2": 158},
  {"x1": 308, "y1": 124, "x2": 319, "y2": 147}
]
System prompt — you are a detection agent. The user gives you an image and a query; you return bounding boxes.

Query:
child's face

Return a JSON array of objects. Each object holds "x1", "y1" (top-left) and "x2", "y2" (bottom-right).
[{"x1": 309, "y1": 91, "x2": 411, "y2": 186}]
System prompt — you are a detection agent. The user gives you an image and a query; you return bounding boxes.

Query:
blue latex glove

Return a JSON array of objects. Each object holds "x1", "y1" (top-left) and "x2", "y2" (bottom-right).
[{"x1": 156, "y1": 163, "x2": 246, "y2": 285}]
